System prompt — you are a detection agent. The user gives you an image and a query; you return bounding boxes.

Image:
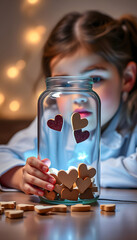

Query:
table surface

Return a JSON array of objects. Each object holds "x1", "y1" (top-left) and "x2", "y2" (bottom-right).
[{"x1": 0, "y1": 188, "x2": 137, "y2": 240}]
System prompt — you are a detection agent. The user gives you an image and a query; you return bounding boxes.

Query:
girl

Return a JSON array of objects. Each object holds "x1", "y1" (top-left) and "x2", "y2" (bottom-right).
[{"x1": 0, "y1": 10, "x2": 137, "y2": 195}]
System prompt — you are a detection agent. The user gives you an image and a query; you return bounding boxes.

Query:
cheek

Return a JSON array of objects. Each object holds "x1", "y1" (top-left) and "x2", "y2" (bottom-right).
[
  {"x1": 95, "y1": 84, "x2": 120, "y2": 108},
  {"x1": 57, "y1": 97, "x2": 71, "y2": 114},
  {"x1": 57, "y1": 98, "x2": 65, "y2": 113},
  {"x1": 57, "y1": 96, "x2": 73, "y2": 124},
  {"x1": 101, "y1": 89, "x2": 114, "y2": 106}
]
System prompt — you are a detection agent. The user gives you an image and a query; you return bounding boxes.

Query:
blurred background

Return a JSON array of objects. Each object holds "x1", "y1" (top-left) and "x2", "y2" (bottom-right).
[{"x1": 0, "y1": 0, "x2": 137, "y2": 143}]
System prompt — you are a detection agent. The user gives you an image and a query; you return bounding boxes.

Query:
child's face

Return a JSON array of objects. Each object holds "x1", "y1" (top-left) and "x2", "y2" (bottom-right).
[{"x1": 50, "y1": 48, "x2": 123, "y2": 129}]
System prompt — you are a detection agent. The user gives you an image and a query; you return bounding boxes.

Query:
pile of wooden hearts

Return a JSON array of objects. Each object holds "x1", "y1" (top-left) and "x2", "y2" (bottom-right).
[{"x1": 44, "y1": 163, "x2": 98, "y2": 201}]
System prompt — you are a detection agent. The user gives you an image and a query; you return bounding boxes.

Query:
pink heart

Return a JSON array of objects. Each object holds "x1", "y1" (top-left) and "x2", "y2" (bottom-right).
[
  {"x1": 47, "y1": 115, "x2": 63, "y2": 131},
  {"x1": 74, "y1": 129, "x2": 89, "y2": 143}
]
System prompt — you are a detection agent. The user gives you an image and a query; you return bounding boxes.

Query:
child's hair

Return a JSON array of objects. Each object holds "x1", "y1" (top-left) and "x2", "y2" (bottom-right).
[{"x1": 42, "y1": 10, "x2": 137, "y2": 132}]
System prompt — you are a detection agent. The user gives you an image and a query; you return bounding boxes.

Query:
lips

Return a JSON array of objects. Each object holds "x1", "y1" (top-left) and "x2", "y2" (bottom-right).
[{"x1": 74, "y1": 109, "x2": 92, "y2": 118}]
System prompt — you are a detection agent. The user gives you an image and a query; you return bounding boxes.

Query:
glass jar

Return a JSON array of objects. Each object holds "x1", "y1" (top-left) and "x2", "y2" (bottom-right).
[{"x1": 38, "y1": 76, "x2": 101, "y2": 205}]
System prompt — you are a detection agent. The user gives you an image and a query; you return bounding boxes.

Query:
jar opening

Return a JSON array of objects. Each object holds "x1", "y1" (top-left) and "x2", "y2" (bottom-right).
[{"x1": 46, "y1": 76, "x2": 94, "y2": 90}]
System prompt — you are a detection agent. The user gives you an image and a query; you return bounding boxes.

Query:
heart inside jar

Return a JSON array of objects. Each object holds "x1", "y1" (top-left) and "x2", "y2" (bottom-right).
[{"x1": 44, "y1": 163, "x2": 98, "y2": 202}]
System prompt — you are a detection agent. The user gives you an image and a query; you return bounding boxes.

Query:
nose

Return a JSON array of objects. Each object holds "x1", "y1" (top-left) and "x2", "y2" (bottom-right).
[{"x1": 73, "y1": 96, "x2": 88, "y2": 105}]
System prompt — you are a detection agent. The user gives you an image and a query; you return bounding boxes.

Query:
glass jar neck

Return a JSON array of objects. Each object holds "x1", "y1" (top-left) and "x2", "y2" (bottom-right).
[{"x1": 46, "y1": 76, "x2": 93, "y2": 90}]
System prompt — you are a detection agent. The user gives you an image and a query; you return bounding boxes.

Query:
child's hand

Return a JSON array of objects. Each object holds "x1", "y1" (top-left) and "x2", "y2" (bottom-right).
[{"x1": 20, "y1": 157, "x2": 56, "y2": 196}]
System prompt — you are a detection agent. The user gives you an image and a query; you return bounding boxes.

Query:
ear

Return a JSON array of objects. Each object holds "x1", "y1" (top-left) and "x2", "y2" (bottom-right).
[{"x1": 122, "y1": 61, "x2": 137, "y2": 92}]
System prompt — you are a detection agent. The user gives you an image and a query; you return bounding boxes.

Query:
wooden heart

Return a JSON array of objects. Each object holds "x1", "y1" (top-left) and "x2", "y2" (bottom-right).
[
  {"x1": 5, "y1": 210, "x2": 24, "y2": 219},
  {"x1": 47, "y1": 114, "x2": 63, "y2": 131},
  {"x1": 78, "y1": 163, "x2": 96, "y2": 179},
  {"x1": 71, "y1": 112, "x2": 88, "y2": 131},
  {"x1": 61, "y1": 188, "x2": 79, "y2": 201},
  {"x1": 79, "y1": 188, "x2": 94, "y2": 200},
  {"x1": 50, "y1": 173, "x2": 62, "y2": 185},
  {"x1": 0, "y1": 201, "x2": 16, "y2": 209},
  {"x1": 44, "y1": 190, "x2": 56, "y2": 200},
  {"x1": 76, "y1": 177, "x2": 91, "y2": 193},
  {"x1": 54, "y1": 184, "x2": 64, "y2": 195},
  {"x1": 0, "y1": 206, "x2": 4, "y2": 214},
  {"x1": 91, "y1": 186, "x2": 98, "y2": 192},
  {"x1": 100, "y1": 204, "x2": 116, "y2": 212},
  {"x1": 16, "y1": 204, "x2": 34, "y2": 211},
  {"x1": 74, "y1": 129, "x2": 89, "y2": 143},
  {"x1": 34, "y1": 205, "x2": 53, "y2": 214},
  {"x1": 71, "y1": 204, "x2": 91, "y2": 212},
  {"x1": 58, "y1": 169, "x2": 78, "y2": 189},
  {"x1": 52, "y1": 204, "x2": 67, "y2": 212}
]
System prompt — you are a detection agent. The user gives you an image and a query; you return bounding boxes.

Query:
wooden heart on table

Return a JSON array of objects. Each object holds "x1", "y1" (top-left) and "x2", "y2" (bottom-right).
[
  {"x1": 78, "y1": 163, "x2": 96, "y2": 179},
  {"x1": 16, "y1": 204, "x2": 34, "y2": 211},
  {"x1": 0, "y1": 201, "x2": 16, "y2": 209},
  {"x1": 71, "y1": 112, "x2": 88, "y2": 131},
  {"x1": 71, "y1": 204, "x2": 91, "y2": 212},
  {"x1": 5, "y1": 210, "x2": 24, "y2": 219},
  {"x1": 58, "y1": 169, "x2": 78, "y2": 189},
  {"x1": 47, "y1": 114, "x2": 63, "y2": 131},
  {"x1": 52, "y1": 204, "x2": 67, "y2": 212},
  {"x1": 76, "y1": 177, "x2": 91, "y2": 193},
  {"x1": 74, "y1": 129, "x2": 89, "y2": 143},
  {"x1": 34, "y1": 205, "x2": 53, "y2": 214}
]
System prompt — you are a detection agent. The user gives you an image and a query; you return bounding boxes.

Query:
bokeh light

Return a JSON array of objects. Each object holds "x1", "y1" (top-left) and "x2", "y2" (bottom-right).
[
  {"x1": 25, "y1": 29, "x2": 41, "y2": 44},
  {"x1": 9, "y1": 100, "x2": 20, "y2": 112},
  {"x1": 7, "y1": 66, "x2": 19, "y2": 79},
  {"x1": 16, "y1": 60, "x2": 26, "y2": 70},
  {"x1": 0, "y1": 93, "x2": 5, "y2": 105},
  {"x1": 36, "y1": 25, "x2": 46, "y2": 34},
  {"x1": 27, "y1": 0, "x2": 39, "y2": 4}
]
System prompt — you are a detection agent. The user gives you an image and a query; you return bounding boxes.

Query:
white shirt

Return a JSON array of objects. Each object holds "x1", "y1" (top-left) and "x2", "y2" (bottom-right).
[{"x1": 0, "y1": 109, "x2": 137, "y2": 189}]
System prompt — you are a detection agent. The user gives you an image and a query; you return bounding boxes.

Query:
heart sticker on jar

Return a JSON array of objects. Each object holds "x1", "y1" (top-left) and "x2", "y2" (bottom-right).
[
  {"x1": 71, "y1": 112, "x2": 90, "y2": 143},
  {"x1": 74, "y1": 129, "x2": 89, "y2": 143},
  {"x1": 47, "y1": 114, "x2": 63, "y2": 131},
  {"x1": 71, "y1": 112, "x2": 88, "y2": 131}
]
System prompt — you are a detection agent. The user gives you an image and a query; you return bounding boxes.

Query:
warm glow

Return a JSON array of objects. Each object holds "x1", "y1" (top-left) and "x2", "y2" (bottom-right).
[
  {"x1": 25, "y1": 29, "x2": 41, "y2": 44},
  {"x1": 36, "y1": 26, "x2": 46, "y2": 34},
  {"x1": 0, "y1": 93, "x2": 5, "y2": 105},
  {"x1": 27, "y1": 0, "x2": 39, "y2": 4},
  {"x1": 37, "y1": 90, "x2": 43, "y2": 99},
  {"x1": 16, "y1": 60, "x2": 26, "y2": 70},
  {"x1": 9, "y1": 100, "x2": 20, "y2": 112},
  {"x1": 7, "y1": 66, "x2": 19, "y2": 79}
]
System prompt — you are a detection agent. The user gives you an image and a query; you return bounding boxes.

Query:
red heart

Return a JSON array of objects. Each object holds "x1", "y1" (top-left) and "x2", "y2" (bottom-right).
[
  {"x1": 74, "y1": 129, "x2": 89, "y2": 143},
  {"x1": 47, "y1": 115, "x2": 63, "y2": 131}
]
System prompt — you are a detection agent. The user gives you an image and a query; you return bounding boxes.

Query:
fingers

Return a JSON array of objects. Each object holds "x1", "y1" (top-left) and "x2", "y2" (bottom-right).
[
  {"x1": 27, "y1": 164, "x2": 56, "y2": 184},
  {"x1": 22, "y1": 157, "x2": 56, "y2": 196},
  {"x1": 26, "y1": 157, "x2": 49, "y2": 173},
  {"x1": 22, "y1": 183, "x2": 44, "y2": 196},
  {"x1": 24, "y1": 172, "x2": 54, "y2": 191}
]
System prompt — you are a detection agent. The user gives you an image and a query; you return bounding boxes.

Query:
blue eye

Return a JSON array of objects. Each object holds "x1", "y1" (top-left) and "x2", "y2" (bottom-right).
[
  {"x1": 93, "y1": 77, "x2": 101, "y2": 83},
  {"x1": 89, "y1": 76, "x2": 103, "y2": 83}
]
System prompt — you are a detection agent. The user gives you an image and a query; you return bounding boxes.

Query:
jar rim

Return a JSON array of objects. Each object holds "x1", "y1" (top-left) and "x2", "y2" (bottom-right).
[{"x1": 46, "y1": 75, "x2": 94, "y2": 84}]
